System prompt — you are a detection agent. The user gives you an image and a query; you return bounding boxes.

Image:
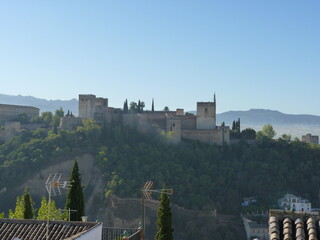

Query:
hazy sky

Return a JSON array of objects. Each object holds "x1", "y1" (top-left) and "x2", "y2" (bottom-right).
[{"x1": 0, "y1": 1, "x2": 319, "y2": 114}]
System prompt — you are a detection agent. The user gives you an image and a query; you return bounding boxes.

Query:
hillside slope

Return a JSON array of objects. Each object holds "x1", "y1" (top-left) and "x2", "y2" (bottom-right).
[{"x1": 0, "y1": 153, "x2": 245, "y2": 240}]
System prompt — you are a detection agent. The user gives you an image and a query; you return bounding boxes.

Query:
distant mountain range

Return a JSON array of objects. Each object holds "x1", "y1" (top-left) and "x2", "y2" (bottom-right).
[
  {"x1": 0, "y1": 93, "x2": 78, "y2": 115},
  {"x1": 216, "y1": 109, "x2": 320, "y2": 138},
  {"x1": 1, "y1": 93, "x2": 319, "y2": 138},
  {"x1": 216, "y1": 109, "x2": 320, "y2": 126}
]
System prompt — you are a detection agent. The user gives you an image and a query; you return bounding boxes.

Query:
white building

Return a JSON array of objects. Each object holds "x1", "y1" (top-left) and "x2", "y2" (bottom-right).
[{"x1": 278, "y1": 193, "x2": 311, "y2": 212}]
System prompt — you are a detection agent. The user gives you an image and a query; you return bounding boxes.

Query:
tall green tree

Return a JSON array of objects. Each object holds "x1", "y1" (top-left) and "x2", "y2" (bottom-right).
[
  {"x1": 123, "y1": 99, "x2": 129, "y2": 113},
  {"x1": 241, "y1": 128, "x2": 256, "y2": 139},
  {"x1": 37, "y1": 196, "x2": 65, "y2": 220},
  {"x1": 152, "y1": 98, "x2": 154, "y2": 112},
  {"x1": 155, "y1": 190, "x2": 173, "y2": 240},
  {"x1": 257, "y1": 124, "x2": 276, "y2": 140},
  {"x1": 9, "y1": 187, "x2": 34, "y2": 219},
  {"x1": 22, "y1": 187, "x2": 34, "y2": 219},
  {"x1": 9, "y1": 196, "x2": 24, "y2": 219},
  {"x1": 55, "y1": 107, "x2": 64, "y2": 117},
  {"x1": 65, "y1": 161, "x2": 84, "y2": 221},
  {"x1": 130, "y1": 102, "x2": 138, "y2": 111},
  {"x1": 140, "y1": 101, "x2": 145, "y2": 112}
]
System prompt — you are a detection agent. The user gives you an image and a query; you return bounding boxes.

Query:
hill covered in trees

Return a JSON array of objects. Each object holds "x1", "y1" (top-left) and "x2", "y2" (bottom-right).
[{"x1": 0, "y1": 118, "x2": 319, "y2": 216}]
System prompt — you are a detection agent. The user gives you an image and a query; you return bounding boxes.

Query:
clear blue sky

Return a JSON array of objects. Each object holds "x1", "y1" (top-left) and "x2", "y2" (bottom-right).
[{"x1": 0, "y1": 1, "x2": 319, "y2": 114}]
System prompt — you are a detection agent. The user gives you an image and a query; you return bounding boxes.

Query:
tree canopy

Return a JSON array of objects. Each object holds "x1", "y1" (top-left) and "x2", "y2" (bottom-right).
[
  {"x1": 257, "y1": 124, "x2": 276, "y2": 139},
  {"x1": 37, "y1": 197, "x2": 65, "y2": 221}
]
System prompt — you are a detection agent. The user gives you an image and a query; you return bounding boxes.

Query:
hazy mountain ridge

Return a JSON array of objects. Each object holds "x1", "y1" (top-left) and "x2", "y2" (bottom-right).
[
  {"x1": 216, "y1": 109, "x2": 320, "y2": 138},
  {"x1": 217, "y1": 109, "x2": 320, "y2": 125},
  {"x1": 0, "y1": 93, "x2": 78, "y2": 114}
]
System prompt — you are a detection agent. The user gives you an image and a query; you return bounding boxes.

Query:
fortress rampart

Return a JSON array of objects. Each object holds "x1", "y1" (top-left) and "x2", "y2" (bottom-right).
[
  {"x1": 71, "y1": 94, "x2": 230, "y2": 145},
  {"x1": 0, "y1": 104, "x2": 39, "y2": 124}
]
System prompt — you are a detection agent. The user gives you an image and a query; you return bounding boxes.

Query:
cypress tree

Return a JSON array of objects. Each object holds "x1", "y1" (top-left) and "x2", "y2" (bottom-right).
[
  {"x1": 22, "y1": 187, "x2": 34, "y2": 219},
  {"x1": 138, "y1": 100, "x2": 141, "y2": 113},
  {"x1": 155, "y1": 191, "x2": 173, "y2": 240},
  {"x1": 123, "y1": 99, "x2": 128, "y2": 113},
  {"x1": 232, "y1": 121, "x2": 235, "y2": 131},
  {"x1": 65, "y1": 161, "x2": 84, "y2": 221},
  {"x1": 152, "y1": 98, "x2": 154, "y2": 112}
]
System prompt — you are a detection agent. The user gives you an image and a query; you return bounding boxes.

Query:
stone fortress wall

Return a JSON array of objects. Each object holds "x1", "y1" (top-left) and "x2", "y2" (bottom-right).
[
  {"x1": 75, "y1": 94, "x2": 230, "y2": 145},
  {"x1": 0, "y1": 104, "x2": 40, "y2": 141},
  {"x1": 59, "y1": 115, "x2": 83, "y2": 130}
]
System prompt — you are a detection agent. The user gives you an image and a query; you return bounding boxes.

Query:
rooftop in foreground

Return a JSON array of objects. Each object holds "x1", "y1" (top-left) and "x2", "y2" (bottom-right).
[
  {"x1": 269, "y1": 209, "x2": 320, "y2": 240},
  {"x1": 0, "y1": 218, "x2": 102, "y2": 240}
]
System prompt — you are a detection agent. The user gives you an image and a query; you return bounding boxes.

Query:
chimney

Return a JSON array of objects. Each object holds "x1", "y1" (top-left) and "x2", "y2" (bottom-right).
[{"x1": 81, "y1": 216, "x2": 88, "y2": 222}]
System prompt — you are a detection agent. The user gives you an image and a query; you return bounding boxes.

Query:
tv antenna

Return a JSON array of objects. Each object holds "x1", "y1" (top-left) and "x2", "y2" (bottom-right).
[
  {"x1": 45, "y1": 173, "x2": 72, "y2": 240},
  {"x1": 141, "y1": 181, "x2": 173, "y2": 239}
]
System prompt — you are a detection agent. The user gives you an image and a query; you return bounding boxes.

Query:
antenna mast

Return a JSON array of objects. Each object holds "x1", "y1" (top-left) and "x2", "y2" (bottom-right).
[
  {"x1": 141, "y1": 181, "x2": 173, "y2": 239},
  {"x1": 45, "y1": 173, "x2": 72, "y2": 240}
]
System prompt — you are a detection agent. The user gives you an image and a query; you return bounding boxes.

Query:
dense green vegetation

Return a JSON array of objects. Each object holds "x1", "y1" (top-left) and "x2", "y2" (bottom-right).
[
  {"x1": 0, "y1": 116, "x2": 320, "y2": 215},
  {"x1": 7, "y1": 190, "x2": 65, "y2": 220},
  {"x1": 37, "y1": 196, "x2": 66, "y2": 220},
  {"x1": 0, "y1": 119, "x2": 100, "y2": 190}
]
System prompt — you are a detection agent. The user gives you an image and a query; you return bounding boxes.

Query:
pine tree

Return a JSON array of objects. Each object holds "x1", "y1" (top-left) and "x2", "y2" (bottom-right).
[
  {"x1": 155, "y1": 191, "x2": 173, "y2": 240},
  {"x1": 65, "y1": 161, "x2": 84, "y2": 221},
  {"x1": 152, "y1": 98, "x2": 154, "y2": 112}
]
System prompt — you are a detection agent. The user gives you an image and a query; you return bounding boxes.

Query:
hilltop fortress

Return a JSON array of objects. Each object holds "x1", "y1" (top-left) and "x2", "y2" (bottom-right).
[{"x1": 62, "y1": 94, "x2": 230, "y2": 145}]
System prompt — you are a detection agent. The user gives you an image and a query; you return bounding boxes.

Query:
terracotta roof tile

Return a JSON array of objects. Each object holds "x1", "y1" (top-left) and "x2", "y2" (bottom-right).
[
  {"x1": 0, "y1": 218, "x2": 101, "y2": 240},
  {"x1": 269, "y1": 210, "x2": 320, "y2": 240}
]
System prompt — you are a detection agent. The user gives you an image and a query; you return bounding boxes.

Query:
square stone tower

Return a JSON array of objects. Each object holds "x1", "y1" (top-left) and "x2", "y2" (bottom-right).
[
  {"x1": 196, "y1": 95, "x2": 216, "y2": 130},
  {"x1": 78, "y1": 94, "x2": 96, "y2": 119}
]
